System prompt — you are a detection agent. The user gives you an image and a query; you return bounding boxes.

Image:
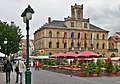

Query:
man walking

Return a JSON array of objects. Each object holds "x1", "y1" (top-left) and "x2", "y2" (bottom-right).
[
  {"x1": 15, "y1": 59, "x2": 25, "y2": 84},
  {"x1": 4, "y1": 59, "x2": 13, "y2": 83}
]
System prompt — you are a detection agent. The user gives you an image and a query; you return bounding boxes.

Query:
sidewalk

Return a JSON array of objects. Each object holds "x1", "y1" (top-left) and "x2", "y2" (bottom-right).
[{"x1": 0, "y1": 70, "x2": 25, "y2": 84}]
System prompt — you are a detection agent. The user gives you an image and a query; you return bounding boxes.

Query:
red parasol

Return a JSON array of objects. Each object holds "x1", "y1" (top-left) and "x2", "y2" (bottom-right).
[
  {"x1": 77, "y1": 51, "x2": 101, "y2": 58},
  {"x1": 64, "y1": 51, "x2": 78, "y2": 57},
  {"x1": 51, "y1": 52, "x2": 65, "y2": 58}
]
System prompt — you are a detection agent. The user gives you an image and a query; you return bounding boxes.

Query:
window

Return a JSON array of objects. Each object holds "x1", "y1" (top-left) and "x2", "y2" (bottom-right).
[
  {"x1": 91, "y1": 43, "x2": 93, "y2": 47},
  {"x1": 56, "y1": 42, "x2": 59, "y2": 48},
  {"x1": 96, "y1": 43, "x2": 99, "y2": 49},
  {"x1": 84, "y1": 41, "x2": 87, "y2": 48},
  {"x1": 71, "y1": 41, "x2": 74, "y2": 47},
  {"x1": 102, "y1": 34, "x2": 105, "y2": 40},
  {"x1": 77, "y1": 42, "x2": 80, "y2": 48},
  {"x1": 84, "y1": 33, "x2": 87, "y2": 39},
  {"x1": 84, "y1": 23, "x2": 87, "y2": 28},
  {"x1": 78, "y1": 33, "x2": 80, "y2": 39},
  {"x1": 49, "y1": 31, "x2": 52, "y2": 37},
  {"x1": 91, "y1": 33, "x2": 92, "y2": 39},
  {"x1": 71, "y1": 22, "x2": 74, "y2": 27},
  {"x1": 64, "y1": 42, "x2": 67, "y2": 48},
  {"x1": 56, "y1": 31, "x2": 60, "y2": 38},
  {"x1": 97, "y1": 34, "x2": 99, "y2": 39},
  {"x1": 49, "y1": 41, "x2": 52, "y2": 48},
  {"x1": 102, "y1": 43, "x2": 105, "y2": 49}
]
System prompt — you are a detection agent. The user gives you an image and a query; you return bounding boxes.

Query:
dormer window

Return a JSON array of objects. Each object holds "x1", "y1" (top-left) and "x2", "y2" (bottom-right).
[
  {"x1": 71, "y1": 22, "x2": 74, "y2": 27},
  {"x1": 84, "y1": 23, "x2": 87, "y2": 28}
]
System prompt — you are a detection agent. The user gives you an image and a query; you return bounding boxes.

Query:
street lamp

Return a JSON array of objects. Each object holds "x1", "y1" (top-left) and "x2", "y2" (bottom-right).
[
  {"x1": 21, "y1": 5, "x2": 34, "y2": 84},
  {"x1": 4, "y1": 38, "x2": 7, "y2": 60}
]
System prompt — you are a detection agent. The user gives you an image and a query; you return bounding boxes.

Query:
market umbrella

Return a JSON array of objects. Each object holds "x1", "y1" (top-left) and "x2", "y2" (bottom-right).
[
  {"x1": 64, "y1": 51, "x2": 78, "y2": 58},
  {"x1": 77, "y1": 51, "x2": 101, "y2": 58},
  {"x1": 51, "y1": 52, "x2": 65, "y2": 58}
]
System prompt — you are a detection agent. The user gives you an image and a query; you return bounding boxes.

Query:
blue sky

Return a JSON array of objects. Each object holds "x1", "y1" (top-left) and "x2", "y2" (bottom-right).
[{"x1": 0, "y1": 0, "x2": 120, "y2": 39}]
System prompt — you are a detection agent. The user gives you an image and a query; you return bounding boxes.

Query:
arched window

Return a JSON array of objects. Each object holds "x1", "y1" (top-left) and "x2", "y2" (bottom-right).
[
  {"x1": 84, "y1": 41, "x2": 87, "y2": 48},
  {"x1": 102, "y1": 43, "x2": 105, "y2": 49},
  {"x1": 77, "y1": 42, "x2": 80, "y2": 48},
  {"x1": 84, "y1": 23, "x2": 87, "y2": 28},
  {"x1": 49, "y1": 41, "x2": 52, "y2": 48},
  {"x1": 49, "y1": 31, "x2": 52, "y2": 37},
  {"x1": 91, "y1": 43, "x2": 93, "y2": 47},
  {"x1": 97, "y1": 34, "x2": 99, "y2": 39},
  {"x1": 56, "y1": 31, "x2": 60, "y2": 38},
  {"x1": 96, "y1": 43, "x2": 99, "y2": 49},
  {"x1": 71, "y1": 22, "x2": 74, "y2": 27},
  {"x1": 71, "y1": 41, "x2": 74, "y2": 47},
  {"x1": 91, "y1": 33, "x2": 92, "y2": 39},
  {"x1": 111, "y1": 53, "x2": 116, "y2": 57},
  {"x1": 78, "y1": 33, "x2": 80, "y2": 39},
  {"x1": 102, "y1": 34, "x2": 105, "y2": 40},
  {"x1": 56, "y1": 42, "x2": 59, "y2": 48},
  {"x1": 84, "y1": 33, "x2": 87, "y2": 39},
  {"x1": 64, "y1": 42, "x2": 67, "y2": 48}
]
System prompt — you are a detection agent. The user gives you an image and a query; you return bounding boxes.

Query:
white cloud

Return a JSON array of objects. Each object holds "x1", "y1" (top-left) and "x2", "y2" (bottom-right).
[{"x1": 0, "y1": 0, "x2": 120, "y2": 39}]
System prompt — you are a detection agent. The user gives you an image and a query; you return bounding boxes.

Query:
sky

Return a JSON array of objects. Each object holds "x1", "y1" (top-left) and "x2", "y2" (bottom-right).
[{"x1": 0, "y1": 0, "x2": 120, "y2": 39}]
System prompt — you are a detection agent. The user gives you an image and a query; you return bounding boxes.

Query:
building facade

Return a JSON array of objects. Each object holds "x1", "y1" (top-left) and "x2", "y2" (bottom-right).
[
  {"x1": 19, "y1": 39, "x2": 34, "y2": 58},
  {"x1": 108, "y1": 32, "x2": 120, "y2": 57},
  {"x1": 34, "y1": 3, "x2": 109, "y2": 56}
]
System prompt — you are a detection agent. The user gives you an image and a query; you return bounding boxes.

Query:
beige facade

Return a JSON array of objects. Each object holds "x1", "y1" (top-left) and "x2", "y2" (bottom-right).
[{"x1": 34, "y1": 3, "x2": 109, "y2": 56}]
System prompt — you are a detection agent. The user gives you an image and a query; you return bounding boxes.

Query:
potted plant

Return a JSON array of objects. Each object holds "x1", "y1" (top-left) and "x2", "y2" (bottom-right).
[
  {"x1": 96, "y1": 59, "x2": 104, "y2": 76},
  {"x1": 87, "y1": 60, "x2": 96, "y2": 77},
  {"x1": 79, "y1": 62, "x2": 87, "y2": 77},
  {"x1": 114, "y1": 64, "x2": 120, "y2": 76},
  {"x1": 104, "y1": 58, "x2": 114, "y2": 76}
]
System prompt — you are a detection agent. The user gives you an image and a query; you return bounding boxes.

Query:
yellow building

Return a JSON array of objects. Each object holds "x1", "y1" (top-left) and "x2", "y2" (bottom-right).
[{"x1": 34, "y1": 3, "x2": 109, "y2": 56}]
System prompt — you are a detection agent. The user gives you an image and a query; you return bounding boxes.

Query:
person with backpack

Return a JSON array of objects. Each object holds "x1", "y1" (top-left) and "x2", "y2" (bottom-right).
[
  {"x1": 4, "y1": 59, "x2": 13, "y2": 83},
  {"x1": 15, "y1": 59, "x2": 25, "y2": 84}
]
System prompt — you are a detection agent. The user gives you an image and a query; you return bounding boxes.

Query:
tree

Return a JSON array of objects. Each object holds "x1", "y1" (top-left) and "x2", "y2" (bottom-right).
[{"x1": 0, "y1": 21, "x2": 23, "y2": 55}]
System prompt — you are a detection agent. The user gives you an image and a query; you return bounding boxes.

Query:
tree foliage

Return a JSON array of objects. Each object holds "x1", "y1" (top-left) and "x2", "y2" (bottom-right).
[{"x1": 0, "y1": 21, "x2": 23, "y2": 55}]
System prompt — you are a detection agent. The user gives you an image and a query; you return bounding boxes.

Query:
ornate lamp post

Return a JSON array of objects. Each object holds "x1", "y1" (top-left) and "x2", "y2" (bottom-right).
[
  {"x1": 4, "y1": 38, "x2": 7, "y2": 60},
  {"x1": 21, "y1": 5, "x2": 34, "y2": 84}
]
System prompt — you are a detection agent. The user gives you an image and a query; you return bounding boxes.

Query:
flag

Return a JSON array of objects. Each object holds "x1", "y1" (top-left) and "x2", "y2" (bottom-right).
[
  {"x1": 64, "y1": 32, "x2": 67, "y2": 38},
  {"x1": 62, "y1": 32, "x2": 67, "y2": 43},
  {"x1": 71, "y1": 32, "x2": 74, "y2": 39},
  {"x1": 92, "y1": 33, "x2": 94, "y2": 44}
]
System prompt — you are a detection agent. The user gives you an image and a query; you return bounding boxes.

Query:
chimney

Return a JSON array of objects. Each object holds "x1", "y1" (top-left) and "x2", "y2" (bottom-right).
[{"x1": 48, "y1": 17, "x2": 51, "y2": 23}]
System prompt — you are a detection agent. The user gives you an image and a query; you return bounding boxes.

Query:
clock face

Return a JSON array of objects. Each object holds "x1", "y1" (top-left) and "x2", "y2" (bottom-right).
[{"x1": 77, "y1": 23, "x2": 82, "y2": 27}]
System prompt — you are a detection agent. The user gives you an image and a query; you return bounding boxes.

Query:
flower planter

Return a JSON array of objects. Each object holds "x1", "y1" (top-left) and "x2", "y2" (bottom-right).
[
  {"x1": 97, "y1": 72, "x2": 102, "y2": 77},
  {"x1": 89, "y1": 72, "x2": 94, "y2": 77},
  {"x1": 79, "y1": 72, "x2": 86, "y2": 77},
  {"x1": 115, "y1": 72, "x2": 120, "y2": 76},
  {"x1": 107, "y1": 72, "x2": 113, "y2": 76}
]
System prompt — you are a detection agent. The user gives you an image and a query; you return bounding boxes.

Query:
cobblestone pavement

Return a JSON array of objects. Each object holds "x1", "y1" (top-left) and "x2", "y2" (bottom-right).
[{"x1": 0, "y1": 68, "x2": 120, "y2": 84}]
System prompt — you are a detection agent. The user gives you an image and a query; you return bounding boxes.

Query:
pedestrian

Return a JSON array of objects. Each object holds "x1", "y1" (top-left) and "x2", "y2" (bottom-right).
[
  {"x1": 36, "y1": 60, "x2": 40, "y2": 70},
  {"x1": 15, "y1": 59, "x2": 25, "y2": 84},
  {"x1": 4, "y1": 59, "x2": 13, "y2": 83}
]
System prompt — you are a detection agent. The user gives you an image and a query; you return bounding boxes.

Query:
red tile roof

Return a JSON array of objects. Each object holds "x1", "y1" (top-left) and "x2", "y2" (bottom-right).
[
  {"x1": 115, "y1": 32, "x2": 120, "y2": 35},
  {"x1": 110, "y1": 36, "x2": 120, "y2": 42}
]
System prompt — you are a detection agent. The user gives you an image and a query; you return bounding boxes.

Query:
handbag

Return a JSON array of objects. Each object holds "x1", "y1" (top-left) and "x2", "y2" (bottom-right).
[
  {"x1": 14, "y1": 61, "x2": 19, "y2": 72},
  {"x1": 14, "y1": 66, "x2": 19, "y2": 72}
]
